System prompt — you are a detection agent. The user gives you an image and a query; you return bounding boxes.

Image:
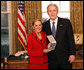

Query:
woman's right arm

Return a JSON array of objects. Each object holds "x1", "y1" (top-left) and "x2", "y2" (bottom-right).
[{"x1": 43, "y1": 43, "x2": 51, "y2": 53}]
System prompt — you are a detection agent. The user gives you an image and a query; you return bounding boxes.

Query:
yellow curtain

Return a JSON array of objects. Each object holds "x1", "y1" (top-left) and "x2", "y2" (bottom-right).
[
  {"x1": 70, "y1": 1, "x2": 83, "y2": 33},
  {"x1": 25, "y1": 1, "x2": 42, "y2": 34}
]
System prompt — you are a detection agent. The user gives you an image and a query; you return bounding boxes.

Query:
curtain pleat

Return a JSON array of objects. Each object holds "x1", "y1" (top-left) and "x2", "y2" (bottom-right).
[{"x1": 70, "y1": 1, "x2": 83, "y2": 33}]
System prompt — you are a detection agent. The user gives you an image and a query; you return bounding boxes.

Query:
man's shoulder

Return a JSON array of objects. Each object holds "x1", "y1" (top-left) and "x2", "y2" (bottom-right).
[
  {"x1": 58, "y1": 17, "x2": 70, "y2": 22},
  {"x1": 42, "y1": 19, "x2": 50, "y2": 25}
]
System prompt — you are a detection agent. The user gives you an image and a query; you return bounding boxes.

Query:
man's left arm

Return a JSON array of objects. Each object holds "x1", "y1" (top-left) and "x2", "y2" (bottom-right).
[{"x1": 66, "y1": 19, "x2": 76, "y2": 63}]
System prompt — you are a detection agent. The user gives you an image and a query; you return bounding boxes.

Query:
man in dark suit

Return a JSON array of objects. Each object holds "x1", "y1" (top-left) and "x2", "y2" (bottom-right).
[{"x1": 42, "y1": 4, "x2": 76, "y2": 69}]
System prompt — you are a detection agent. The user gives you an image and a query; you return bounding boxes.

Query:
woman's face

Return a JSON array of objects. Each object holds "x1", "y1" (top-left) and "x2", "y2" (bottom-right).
[{"x1": 33, "y1": 21, "x2": 42, "y2": 33}]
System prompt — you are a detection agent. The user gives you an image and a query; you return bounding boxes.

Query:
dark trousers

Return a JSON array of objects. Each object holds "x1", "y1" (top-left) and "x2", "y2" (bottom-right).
[
  {"x1": 48, "y1": 62, "x2": 72, "y2": 69},
  {"x1": 48, "y1": 62, "x2": 62, "y2": 69},
  {"x1": 48, "y1": 56, "x2": 72, "y2": 69}
]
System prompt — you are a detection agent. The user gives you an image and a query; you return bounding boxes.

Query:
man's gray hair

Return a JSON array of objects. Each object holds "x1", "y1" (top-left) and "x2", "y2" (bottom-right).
[{"x1": 47, "y1": 4, "x2": 58, "y2": 12}]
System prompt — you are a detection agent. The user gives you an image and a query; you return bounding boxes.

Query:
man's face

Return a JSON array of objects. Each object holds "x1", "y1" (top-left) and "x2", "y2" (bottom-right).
[{"x1": 47, "y1": 5, "x2": 58, "y2": 21}]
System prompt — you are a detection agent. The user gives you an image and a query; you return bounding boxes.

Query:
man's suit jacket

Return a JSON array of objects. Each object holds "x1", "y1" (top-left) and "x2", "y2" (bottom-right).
[{"x1": 42, "y1": 17, "x2": 76, "y2": 68}]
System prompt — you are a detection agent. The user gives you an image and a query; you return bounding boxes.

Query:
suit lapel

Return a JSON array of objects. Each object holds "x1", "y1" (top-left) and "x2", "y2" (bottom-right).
[
  {"x1": 47, "y1": 20, "x2": 52, "y2": 35},
  {"x1": 55, "y1": 17, "x2": 61, "y2": 40},
  {"x1": 41, "y1": 32, "x2": 46, "y2": 44},
  {"x1": 32, "y1": 31, "x2": 42, "y2": 44},
  {"x1": 47, "y1": 19, "x2": 61, "y2": 38},
  {"x1": 32, "y1": 31, "x2": 46, "y2": 44}
]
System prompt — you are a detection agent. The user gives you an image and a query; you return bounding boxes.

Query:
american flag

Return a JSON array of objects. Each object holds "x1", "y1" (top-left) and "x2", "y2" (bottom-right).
[{"x1": 18, "y1": 1, "x2": 27, "y2": 50}]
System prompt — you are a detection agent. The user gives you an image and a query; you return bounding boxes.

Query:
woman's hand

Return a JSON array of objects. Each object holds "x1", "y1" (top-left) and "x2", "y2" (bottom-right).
[
  {"x1": 43, "y1": 43, "x2": 52, "y2": 53},
  {"x1": 43, "y1": 49, "x2": 51, "y2": 53},
  {"x1": 47, "y1": 43, "x2": 51, "y2": 49}
]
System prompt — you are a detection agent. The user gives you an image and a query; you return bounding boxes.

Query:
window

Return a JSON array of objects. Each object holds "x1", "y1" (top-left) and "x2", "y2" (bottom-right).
[
  {"x1": 1, "y1": 1, "x2": 11, "y2": 57},
  {"x1": 42, "y1": 1, "x2": 70, "y2": 22}
]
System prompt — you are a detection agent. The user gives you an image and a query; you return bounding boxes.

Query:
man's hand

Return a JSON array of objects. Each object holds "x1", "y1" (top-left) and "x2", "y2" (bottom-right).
[{"x1": 68, "y1": 55, "x2": 75, "y2": 63}]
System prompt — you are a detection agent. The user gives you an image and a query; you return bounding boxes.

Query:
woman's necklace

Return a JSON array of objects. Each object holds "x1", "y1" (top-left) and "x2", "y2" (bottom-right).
[{"x1": 37, "y1": 33, "x2": 42, "y2": 40}]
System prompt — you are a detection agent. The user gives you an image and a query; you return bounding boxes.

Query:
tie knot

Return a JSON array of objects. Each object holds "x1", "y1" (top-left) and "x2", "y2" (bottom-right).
[{"x1": 52, "y1": 22, "x2": 55, "y2": 24}]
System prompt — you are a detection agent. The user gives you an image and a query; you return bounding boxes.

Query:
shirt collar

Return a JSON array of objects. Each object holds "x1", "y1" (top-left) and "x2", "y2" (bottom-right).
[{"x1": 50, "y1": 17, "x2": 58, "y2": 24}]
